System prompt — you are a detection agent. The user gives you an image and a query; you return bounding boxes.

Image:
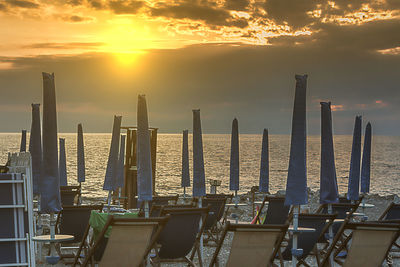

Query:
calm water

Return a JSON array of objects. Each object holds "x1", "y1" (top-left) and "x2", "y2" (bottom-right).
[{"x1": 1, "y1": 133, "x2": 399, "y2": 200}]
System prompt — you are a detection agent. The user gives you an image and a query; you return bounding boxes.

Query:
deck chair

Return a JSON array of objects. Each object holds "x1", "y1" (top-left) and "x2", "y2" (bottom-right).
[
  {"x1": 138, "y1": 194, "x2": 179, "y2": 216},
  {"x1": 81, "y1": 216, "x2": 169, "y2": 267},
  {"x1": 60, "y1": 185, "x2": 81, "y2": 206},
  {"x1": 320, "y1": 220, "x2": 400, "y2": 267},
  {"x1": 209, "y1": 221, "x2": 289, "y2": 267},
  {"x1": 254, "y1": 195, "x2": 291, "y2": 225},
  {"x1": 149, "y1": 204, "x2": 195, "y2": 217},
  {"x1": 206, "y1": 193, "x2": 233, "y2": 224},
  {"x1": 152, "y1": 206, "x2": 209, "y2": 266},
  {"x1": 55, "y1": 205, "x2": 103, "y2": 261},
  {"x1": 280, "y1": 213, "x2": 337, "y2": 266},
  {"x1": 202, "y1": 197, "x2": 227, "y2": 245},
  {"x1": 379, "y1": 202, "x2": 400, "y2": 221}
]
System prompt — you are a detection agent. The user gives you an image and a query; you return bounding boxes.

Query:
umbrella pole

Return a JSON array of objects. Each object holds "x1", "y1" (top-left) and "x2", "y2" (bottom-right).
[
  {"x1": 144, "y1": 201, "x2": 149, "y2": 218},
  {"x1": 291, "y1": 205, "x2": 300, "y2": 267},
  {"x1": 183, "y1": 187, "x2": 186, "y2": 200},
  {"x1": 117, "y1": 187, "x2": 121, "y2": 207},
  {"x1": 107, "y1": 191, "x2": 112, "y2": 212},
  {"x1": 234, "y1": 190, "x2": 239, "y2": 223},
  {"x1": 79, "y1": 182, "x2": 82, "y2": 204},
  {"x1": 328, "y1": 204, "x2": 334, "y2": 266},
  {"x1": 198, "y1": 197, "x2": 204, "y2": 261},
  {"x1": 47, "y1": 212, "x2": 60, "y2": 264}
]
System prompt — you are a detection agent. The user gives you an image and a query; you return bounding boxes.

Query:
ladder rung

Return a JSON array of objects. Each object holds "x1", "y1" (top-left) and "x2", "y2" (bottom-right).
[
  {"x1": 0, "y1": 180, "x2": 23, "y2": 184},
  {"x1": 0, "y1": 205, "x2": 25, "y2": 208},
  {"x1": 0, "y1": 263, "x2": 29, "y2": 266}
]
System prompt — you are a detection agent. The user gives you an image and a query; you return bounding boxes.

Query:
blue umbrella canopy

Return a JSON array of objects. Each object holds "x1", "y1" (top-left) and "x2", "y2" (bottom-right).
[
  {"x1": 320, "y1": 102, "x2": 339, "y2": 204},
  {"x1": 181, "y1": 129, "x2": 190, "y2": 188},
  {"x1": 59, "y1": 138, "x2": 68, "y2": 186},
  {"x1": 137, "y1": 95, "x2": 153, "y2": 202},
  {"x1": 20, "y1": 130, "x2": 26, "y2": 152},
  {"x1": 259, "y1": 128, "x2": 269, "y2": 193},
  {"x1": 77, "y1": 123, "x2": 86, "y2": 183},
  {"x1": 40, "y1": 72, "x2": 61, "y2": 213},
  {"x1": 285, "y1": 74, "x2": 308, "y2": 206},
  {"x1": 115, "y1": 134, "x2": 126, "y2": 189},
  {"x1": 361, "y1": 122, "x2": 372, "y2": 194},
  {"x1": 29, "y1": 103, "x2": 42, "y2": 195},
  {"x1": 229, "y1": 118, "x2": 239, "y2": 191},
  {"x1": 347, "y1": 115, "x2": 362, "y2": 200},
  {"x1": 192, "y1": 109, "x2": 206, "y2": 197},
  {"x1": 103, "y1": 115, "x2": 122, "y2": 191}
]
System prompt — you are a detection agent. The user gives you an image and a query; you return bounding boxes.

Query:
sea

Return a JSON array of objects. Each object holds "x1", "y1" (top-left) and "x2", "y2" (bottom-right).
[{"x1": 1, "y1": 133, "x2": 399, "y2": 201}]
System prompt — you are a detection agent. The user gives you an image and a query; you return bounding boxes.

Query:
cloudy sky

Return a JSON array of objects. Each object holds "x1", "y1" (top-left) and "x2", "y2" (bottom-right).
[{"x1": 0, "y1": 0, "x2": 399, "y2": 134}]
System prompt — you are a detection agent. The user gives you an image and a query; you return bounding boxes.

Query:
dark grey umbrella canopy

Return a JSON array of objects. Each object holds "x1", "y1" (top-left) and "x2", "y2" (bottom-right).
[
  {"x1": 20, "y1": 130, "x2": 26, "y2": 152},
  {"x1": 192, "y1": 109, "x2": 206, "y2": 197},
  {"x1": 77, "y1": 123, "x2": 85, "y2": 183},
  {"x1": 285, "y1": 74, "x2": 308, "y2": 206},
  {"x1": 181, "y1": 130, "x2": 190, "y2": 188},
  {"x1": 103, "y1": 115, "x2": 122, "y2": 191},
  {"x1": 137, "y1": 95, "x2": 153, "y2": 202},
  {"x1": 361, "y1": 122, "x2": 372, "y2": 194},
  {"x1": 116, "y1": 134, "x2": 126, "y2": 189},
  {"x1": 229, "y1": 118, "x2": 239, "y2": 191},
  {"x1": 29, "y1": 103, "x2": 42, "y2": 195},
  {"x1": 40, "y1": 72, "x2": 61, "y2": 213},
  {"x1": 259, "y1": 128, "x2": 269, "y2": 193},
  {"x1": 347, "y1": 115, "x2": 362, "y2": 200},
  {"x1": 59, "y1": 138, "x2": 68, "y2": 186},
  {"x1": 320, "y1": 102, "x2": 339, "y2": 204}
]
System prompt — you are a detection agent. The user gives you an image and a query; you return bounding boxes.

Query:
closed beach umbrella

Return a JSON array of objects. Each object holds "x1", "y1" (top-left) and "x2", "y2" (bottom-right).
[
  {"x1": 285, "y1": 74, "x2": 308, "y2": 206},
  {"x1": 20, "y1": 130, "x2": 26, "y2": 152},
  {"x1": 347, "y1": 115, "x2": 362, "y2": 201},
  {"x1": 40, "y1": 72, "x2": 61, "y2": 213},
  {"x1": 229, "y1": 118, "x2": 239, "y2": 191},
  {"x1": 103, "y1": 116, "x2": 122, "y2": 192},
  {"x1": 116, "y1": 134, "x2": 126, "y2": 189},
  {"x1": 137, "y1": 95, "x2": 153, "y2": 203},
  {"x1": 181, "y1": 130, "x2": 190, "y2": 195},
  {"x1": 361, "y1": 122, "x2": 372, "y2": 194},
  {"x1": 259, "y1": 128, "x2": 269, "y2": 193},
  {"x1": 192, "y1": 109, "x2": 206, "y2": 197},
  {"x1": 59, "y1": 138, "x2": 68, "y2": 186},
  {"x1": 29, "y1": 103, "x2": 42, "y2": 195},
  {"x1": 320, "y1": 102, "x2": 339, "y2": 204},
  {"x1": 77, "y1": 123, "x2": 85, "y2": 183},
  {"x1": 285, "y1": 74, "x2": 308, "y2": 267}
]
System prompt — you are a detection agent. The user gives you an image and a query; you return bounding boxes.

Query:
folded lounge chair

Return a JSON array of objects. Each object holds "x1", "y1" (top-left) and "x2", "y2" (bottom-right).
[
  {"x1": 209, "y1": 221, "x2": 289, "y2": 267},
  {"x1": 320, "y1": 220, "x2": 400, "y2": 267},
  {"x1": 153, "y1": 206, "x2": 209, "y2": 266},
  {"x1": 55, "y1": 204, "x2": 103, "y2": 261},
  {"x1": 81, "y1": 216, "x2": 169, "y2": 267},
  {"x1": 60, "y1": 185, "x2": 81, "y2": 206}
]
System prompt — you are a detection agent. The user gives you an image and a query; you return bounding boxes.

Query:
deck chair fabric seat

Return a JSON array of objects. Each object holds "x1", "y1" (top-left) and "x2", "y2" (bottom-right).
[
  {"x1": 209, "y1": 222, "x2": 288, "y2": 267},
  {"x1": 254, "y1": 196, "x2": 290, "y2": 225},
  {"x1": 320, "y1": 220, "x2": 400, "y2": 267},
  {"x1": 138, "y1": 194, "x2": 179, "y2": 216},
  {"x1": 281, "y1": 213, "x2": 337, "y2": 262},
  {"x1": 379, "y1": 202, "x2": 400, "y2": 221},
  {"x1": 154, "y1": 207, "x2": 209, "y2": 265},
  {"x1": 81, "y1": 216, "x2": 169, "y2": 267},
  {"x1": 202, "y1": 197, "x2": 227, "y2": 245},
  {"x1": 60, "y1": 185, "x2": 81, "y2": 206}
]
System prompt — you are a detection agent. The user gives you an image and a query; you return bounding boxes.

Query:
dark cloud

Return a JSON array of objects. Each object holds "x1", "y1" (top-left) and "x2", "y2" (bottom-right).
[
  {"x1": 4, "y1": 0, "x2": 39, "y2": 8},
  {"x1": 108, "y1": 0, "x2": 145, "y2": 14},
  {"x1": 149, "y1": 1, "x2": 248, "y2": 28},
  {"x1": 224, "y1": 0, "x2": 250, "y2": 11},
  {"x1": 87, "y1": 0, "x2": 104, "y2": 9},
  {"x1": 63, "y1": 15, "x2": 94, "y2": 22},
  {"x1": 22, "y1": 42, "x2": 104, "y2": 49}
]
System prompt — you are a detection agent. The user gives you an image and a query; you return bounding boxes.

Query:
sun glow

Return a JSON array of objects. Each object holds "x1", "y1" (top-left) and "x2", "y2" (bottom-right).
[{"x1": 113, "y1": 51, "x2": 145, "y2": 67}]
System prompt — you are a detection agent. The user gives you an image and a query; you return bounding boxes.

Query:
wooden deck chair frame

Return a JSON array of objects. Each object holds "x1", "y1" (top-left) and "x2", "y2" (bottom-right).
[
  {"x1": 152, "y1": 206, "x2": 209, "y2": 267},
  {"x1": 254, "y1": 195, "x2": 292, "y2": 225},
  {"x1": 202, "y1": 197, "x2": 227, "y2": 246},
  {"x1": 319, "y1": 220, "x2": 400, "y2": 267},
  {"x1": 138, "y1": 194, "x2": 179, "y2": 216},
  {"x1": 378, "y1": 202, "x2": 400, "y2": 221},
  {"x1": 149, "y1": 203, "x2": 195, "y2": 217},
  {"x1": 209, "y1": 221, "x2": 289, "y2": 267},
  {"x1": 205, "y1": 193, "x2": 233, "y2": 225},
  {"x1": 54, "y1": 204, "x2": 103, "y2": 261},
  {"x1": 80, "y1": 216, "x2": 169, "y2": 267}
]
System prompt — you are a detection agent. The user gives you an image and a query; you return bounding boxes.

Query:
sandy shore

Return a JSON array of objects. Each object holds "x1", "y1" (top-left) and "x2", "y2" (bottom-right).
[{"x1": 36, "y1": 190, "x2": 400, "y2": 266}]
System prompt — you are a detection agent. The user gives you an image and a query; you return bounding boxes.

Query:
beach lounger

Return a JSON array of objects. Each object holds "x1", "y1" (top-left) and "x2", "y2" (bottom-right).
[
  {"x1": 55, "y1": 204, "x2": 103, "y2": 261},
  {"x1": 206, "y1": 193, "x2": 233, "y2": 224},
  {"x1": 152, "y1": 206, "x2": 209, "y2": 266},
  {"x1": 254, "y1": 195, "x2": 291, "y2": 225},
  {"x1": 280, "y1": 213, "x2": 337, "y2": 266},
  {"x1": 149, "y1": 204, "x2": 195, "y2": 217},
  {"x1": 320, "y1": 220, "x2": 400, "y2": 267},
  {"x1": 202, "y1": 197, "x2": 227, "y2": 245},
  {"x1": 209, "y1": 221, "x2": 289, "y2": 267},
  {"x1": 81, "y1": 216, "x2": 169, "y2": 267},
  {"x1": 379, "y1": 202, "x2": 400, "y2": 221},
  {"x1": 138, "y1": 194, "x2": 179, "y2": 216},
  {"x1": 60, "y1": 185, "x2": 81, "y2": 206}
]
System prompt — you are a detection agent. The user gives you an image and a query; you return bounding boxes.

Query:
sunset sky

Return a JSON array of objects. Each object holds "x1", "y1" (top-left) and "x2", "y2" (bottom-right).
[{"x1": 0, "y1": 0, "x2": 399, "y2": 134}]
